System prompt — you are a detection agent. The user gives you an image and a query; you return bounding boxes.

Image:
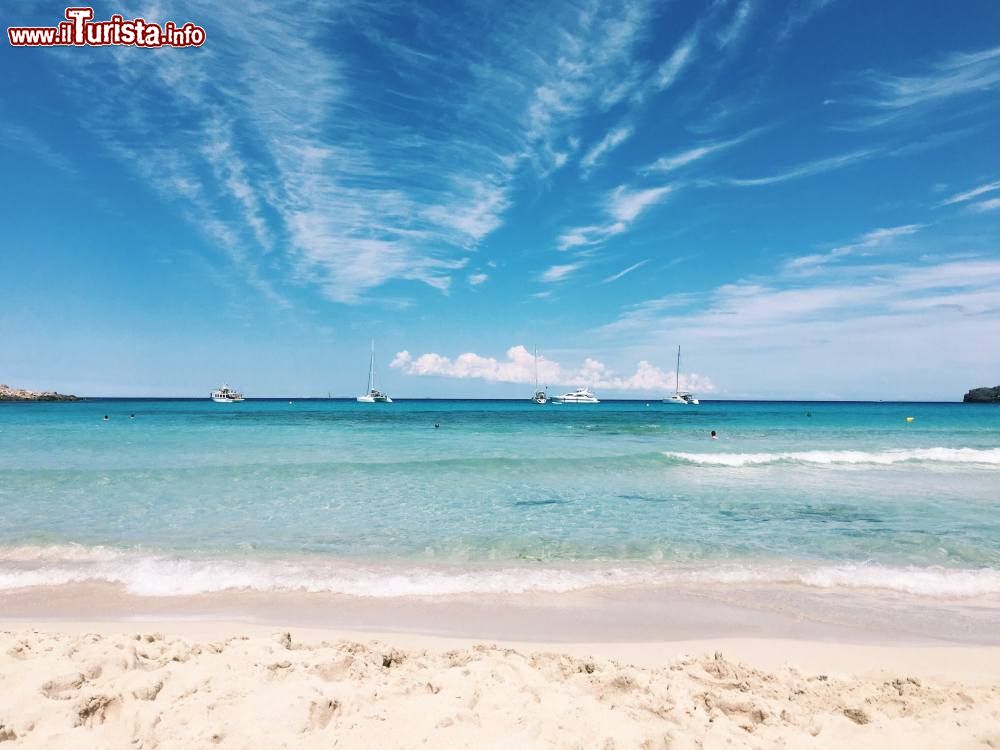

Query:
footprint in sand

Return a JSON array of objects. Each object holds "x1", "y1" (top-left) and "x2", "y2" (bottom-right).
[
  {"x1": 74, "y1": 694, "x2": 120, "y2": 728},
  {"x1": 40, "y1": 673, "x2": 86, "y2": 700},
  {"x1": 307, "y1": 698, "x2": 340, "y2": 730}
]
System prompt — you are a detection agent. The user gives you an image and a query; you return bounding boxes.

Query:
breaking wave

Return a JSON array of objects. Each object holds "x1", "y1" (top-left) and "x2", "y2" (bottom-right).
[
  {"x1": 662, "y1": 447, "x2": 1000, "y2": 467},
  {"x1": 1, "y1": 545, "x2": 999, "y2": 599}
]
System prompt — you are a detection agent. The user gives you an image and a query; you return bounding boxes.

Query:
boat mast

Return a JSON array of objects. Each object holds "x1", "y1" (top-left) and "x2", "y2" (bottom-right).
[
  {"x1": 534, "y1": 347, "x2": 539, "y2": 392},
  {"x1": 675, "y1": 345, "x2": 681, "y2": 395},
  {"x1": 368, "y1": 340, "x2": 375, "y2": 393}
]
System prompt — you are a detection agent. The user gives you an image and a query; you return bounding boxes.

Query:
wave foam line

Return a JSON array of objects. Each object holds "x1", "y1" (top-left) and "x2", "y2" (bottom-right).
[
  {"x1": 662, "y1": 447, "x2": 1000, "y2": 467},
  {"x1": 1, "y1": 546, "x2": 999, "y2": 599}
]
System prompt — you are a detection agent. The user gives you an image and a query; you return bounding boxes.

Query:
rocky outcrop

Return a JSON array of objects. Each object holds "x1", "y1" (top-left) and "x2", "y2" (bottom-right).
[
  {"x1": 963, "y1": 386, "x2": 1000, "y2": 403},
  {"x1": 0, "y1": 384, "x2": 78, "y2": 401}
]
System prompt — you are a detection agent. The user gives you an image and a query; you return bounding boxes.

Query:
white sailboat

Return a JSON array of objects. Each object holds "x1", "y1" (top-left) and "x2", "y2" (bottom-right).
[
  {"x1": 531, "y1": 347, "x2": 548, "y2": 404},
  {"x1": 357, "y1": 340, "x2": 392, "y2": 403},
  {"x1": 664, "y1": 345, "x2": 699, "y2": 405}
]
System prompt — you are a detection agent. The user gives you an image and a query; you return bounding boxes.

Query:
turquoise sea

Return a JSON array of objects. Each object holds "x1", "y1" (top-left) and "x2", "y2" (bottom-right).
[{"x1": 1, "y1": 399, "x2": 999, "y2": 599}]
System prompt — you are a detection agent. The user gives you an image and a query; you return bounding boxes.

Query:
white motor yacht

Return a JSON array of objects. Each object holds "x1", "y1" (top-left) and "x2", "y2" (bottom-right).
[
  {"x1": 552, "y1": 387, "x2": 600, "y2": 404},
  {"x1": 211, "y1": 385, "x2": 244, "y2": 402}
]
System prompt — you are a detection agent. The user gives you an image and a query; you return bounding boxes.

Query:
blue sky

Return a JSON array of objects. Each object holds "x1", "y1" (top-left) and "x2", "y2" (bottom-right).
[{"x1": 2, "y1": 0, "x2": 999, "y2": 399}]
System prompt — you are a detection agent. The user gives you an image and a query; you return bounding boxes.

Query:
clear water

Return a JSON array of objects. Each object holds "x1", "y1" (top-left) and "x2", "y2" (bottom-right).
[{"x1": 1, "y1": 399, "x2": 998, "y2": 598}]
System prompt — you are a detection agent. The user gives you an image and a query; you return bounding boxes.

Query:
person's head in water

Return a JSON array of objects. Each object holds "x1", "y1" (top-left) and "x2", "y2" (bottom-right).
[
  {"x1": 434, "y1": 422, "x2": 440, "y2": 429},
  {"x1": 103, "y1": 415, "x2": 109, "y2": 421},
  {"x1": 710, "y1": 430, "x2": 717, "y2": 439}
]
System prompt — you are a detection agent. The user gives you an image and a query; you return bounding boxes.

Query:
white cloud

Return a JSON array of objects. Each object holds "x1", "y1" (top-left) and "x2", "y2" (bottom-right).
[
  {"x1": 785, "y1": 224, "x2": 924, "y2": 272},
  {"x1": 391, "y1": 345, "x2": 713, "y2": 394},
  {"x1": 468, "y1": 272, "x2": 489, "y2": 286},
  {"x1": 940, "y1": 180, "x2": 1000, "y2": 206},
  {"x1": 727, "y1": 149, "x2": 875, "y2": 187},
  {"x1": 423, "y1": 179, "x2": 510, "y2": 246},
  {"x1": 655, "y1": 31, "x2": 698, "y2": 90},
  {"x1": 520, "y1": 1, "x2": 654, "y2": 173},
  {"x1": 0, "y1": 122, "x2": 75, "y2": 175},
  {"x1": 598, "y1": 253, "x2": 1000, "y2": 399},
  {"x1": 608, "y1": 185, "x2": 672, "y2": 222},
  {"x1": 50, "y1": 2, "x2": 662, "y2": 304},
  {"x1": 844, "y1": 45, "x2": 1000, "y2": 129},
  {"x1": 716, "y1": 0, "x2": 753, "y2": 48},
  {"x1": 776, "y1": 0, "x2": 836, "y2": 43},
  {"x1": 580, "y1": 124, "x2": 634, "y2": 172},
  {"x1": 973, "y1": 197, "x2": 1000, "y2": 212},
  {"x1": 641, "y1": 129, "x2": 761, "y2": 174},
  {"x1": 867, "y1": 45, "x2": 1000, "y2": 111},
  {"x1": 556, "y1": 184, "x2": 671, "y2": 253},
  {"x1": 540, "y1": 262, "x2": 584, "y2": 283},
  {"x1": 603, "y1": 259, "x2": 649, "y2": 283}
]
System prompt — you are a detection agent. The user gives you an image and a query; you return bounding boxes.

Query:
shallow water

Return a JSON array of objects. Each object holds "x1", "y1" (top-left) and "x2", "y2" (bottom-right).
[{"x1": 1, "y1": 399, "x2": 998, "y2": 599}]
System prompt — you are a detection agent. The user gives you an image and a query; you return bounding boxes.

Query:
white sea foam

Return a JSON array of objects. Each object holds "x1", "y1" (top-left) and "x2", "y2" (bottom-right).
[
  {"x1": 1, "y1": 546, "x2": 999, "y2": 600},
  {"x1": 662, "y1": 447, "x2": 1000, "y2": 467}
]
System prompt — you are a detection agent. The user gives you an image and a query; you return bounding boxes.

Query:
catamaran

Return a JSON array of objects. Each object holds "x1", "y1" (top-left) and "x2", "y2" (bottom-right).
[
  {"x1": 664, "y1": 345, "x2": 699, "y2": 405},
  {"x1": 552, "y1": 387, "x2": 600, "y2": 404},
  {"x1": 357, "y1": 340, "x2": 392, "y2": 403},
  {"x1": 531, "y1": 347, "x2": 548, "y2": 404},
  {"x1": 211, "y1": 385, "x2": 244, "y2": 402}
]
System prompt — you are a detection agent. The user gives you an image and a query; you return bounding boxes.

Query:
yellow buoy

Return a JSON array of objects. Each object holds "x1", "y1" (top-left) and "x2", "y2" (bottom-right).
[{"x1": 905, "y1": 416, "x2": 915, "y2": 422}]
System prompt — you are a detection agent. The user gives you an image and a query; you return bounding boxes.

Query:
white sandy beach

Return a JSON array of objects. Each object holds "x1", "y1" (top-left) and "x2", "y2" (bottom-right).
[{"x1": 1, "y1": 620, "x2": 999, "y2": 749}]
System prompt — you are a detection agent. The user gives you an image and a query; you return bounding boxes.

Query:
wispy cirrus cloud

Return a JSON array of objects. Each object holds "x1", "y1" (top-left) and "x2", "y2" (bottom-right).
[
  {"x1": 725, "y1": 149, "x2": 874, "y2": 187},
  {"x1": 655, "y1": 30, "x2": 698, "y2": 90},
  {"x1": 844, "y1": 45, "x2": 1000, "y2": 129},
  {"x1": 0, "y1": 121, "x2": 75, "y2": 176},
  {"x1": 391, "y1": 345, "x2": 713, "y2": 393},
  {"x1": 604, "y1": 257, "x2": 1000, "y2": 337},
  {"x1": 641, "y1": 128, "x2": 762, "y2": 174},
  {"x1": 940, "y1": 180, "x2": 1000, "y2": 206},
  {"x1": 603, "y1": 259, "x2": 649, "y2": 283},
  {"x1": 46, "y1": 0, "x2": 661, "y2": 305},
  {"x1": 973, "y1": 198, "x2": 1000, "y2": 213},
  {"x1": 557, "y1": 184, "x2": 672, "y2": 251},
  {"x1": 867, "y1": 46, "x2": 1000, "y2": 110},
  {"x1": 518, "y1": 0, "x2": 655, "y2": 173},
  {"x1": 540, "y1": 262, "x2": 585, "y2": 283},
  {"x1": 468, "y1": 272, "x2": 489, "y2": 286},
  {"x1": 716, "y1": 0, "x2": 754, "y2": 49},
  {"x1": 597, "y1": 222, "x2": 1000, "y2": 398},
  {"x1": 785, "y1": 224, "x2": 924, "y2": 272},
  {"x1": 580, "y1": 123, "x2": 634, "y2": 172},
  {"x1": 775, "y1": 0, "x2": 836, "y2": 43}
]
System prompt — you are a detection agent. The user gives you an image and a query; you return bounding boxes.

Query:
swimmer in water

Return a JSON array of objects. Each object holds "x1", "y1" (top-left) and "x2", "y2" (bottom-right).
[
  {"x1": 710, "y1": 430, "x2": 717, "y2": 439},
  {"x1": 434, "y1": 422, "x2": 440, "y2": 429},
  {"x1": 130, "y1": 414, "x2": 135, "y2": 419},
  {"x1": 103, "y1": 415, "x2": 109, "y2": 421}
]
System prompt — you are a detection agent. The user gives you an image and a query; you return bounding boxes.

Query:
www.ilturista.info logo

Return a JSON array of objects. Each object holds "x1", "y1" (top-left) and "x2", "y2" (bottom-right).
[{"x1": 8, "y1": 7, "x2": 206, "y2": 48}]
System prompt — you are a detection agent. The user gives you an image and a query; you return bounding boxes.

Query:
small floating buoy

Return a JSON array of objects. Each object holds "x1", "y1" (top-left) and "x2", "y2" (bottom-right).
[{"x1": 905, "y1": 416, "x2": 915, "y2": 422}]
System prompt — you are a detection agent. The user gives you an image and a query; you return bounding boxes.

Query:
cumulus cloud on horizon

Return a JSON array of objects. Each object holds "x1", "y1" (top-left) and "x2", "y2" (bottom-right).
[{"x1": 390, "y1": 345, "x2": 713, "y2": 394}]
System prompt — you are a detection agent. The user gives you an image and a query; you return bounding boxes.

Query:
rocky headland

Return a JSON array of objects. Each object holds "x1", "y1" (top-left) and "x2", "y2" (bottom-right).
[
  {"x1": 0, "y1": 384, "x2": 78, "y2": 401},
  {"x1": 963, "y1": 386, "x2": 1000, "y2": 403}
]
